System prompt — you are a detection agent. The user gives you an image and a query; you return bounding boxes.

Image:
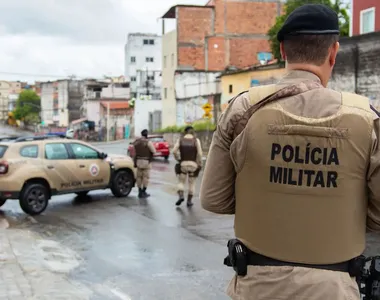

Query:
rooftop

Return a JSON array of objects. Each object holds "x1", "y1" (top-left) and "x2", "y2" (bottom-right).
[
  {"x1": 100, "y1": 101, "x2": 130, "y2": 110},
  {"x1": 161, "y1": 4, "x2": 214, "y2": 19},
  {"x1": 219, "y1": 61, "x2": 285, "y2": 77}
]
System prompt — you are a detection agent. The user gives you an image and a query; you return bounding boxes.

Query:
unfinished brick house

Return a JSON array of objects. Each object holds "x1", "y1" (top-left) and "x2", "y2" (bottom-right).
[{"x1": 160, "y1": 0, "x2": 282, "y2": 127}]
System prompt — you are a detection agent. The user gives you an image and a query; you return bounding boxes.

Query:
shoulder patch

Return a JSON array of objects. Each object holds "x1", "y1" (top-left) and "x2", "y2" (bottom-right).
[{"x1": 227, "y1": 91, "x2": 248, "y2": 104}]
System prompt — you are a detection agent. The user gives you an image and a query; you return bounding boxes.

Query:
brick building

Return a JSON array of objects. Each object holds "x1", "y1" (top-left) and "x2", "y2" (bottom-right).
[
  {"x1": 160, "y1": 0, "x2": 282, "y2": 127},
  {"x1": 351, "y1": 0, "x2": 379, "y2": 36}
]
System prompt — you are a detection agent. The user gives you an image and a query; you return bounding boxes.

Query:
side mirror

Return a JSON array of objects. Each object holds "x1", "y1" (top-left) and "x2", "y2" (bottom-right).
[{"x1": 99, "y1": 152, "x2": 108, "y2": 159}]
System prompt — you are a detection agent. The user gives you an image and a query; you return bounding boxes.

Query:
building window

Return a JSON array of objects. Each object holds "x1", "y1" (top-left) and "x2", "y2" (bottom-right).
[
  {"x1": 360, "y1": 7, "x2": 375, "y2": 34},
  {"x1": 146, "y1": 57, "x2": 154, "y2": 62},
  {"x1": 143, "y1": 39, "x2": 149, "y2": 45},
  {"x1": 164, "y1": 88, "x2": 167, "y2": 99},
  {"x1": 229, "y1": 84, "x2": 233, "y2": 94},
  {"x1": 147, "y1": 75, "x2": 154, "y2": 81},
  {"x1": 131, "y1": 56, "x2": 136, "y2": 63},
  {"x1": 131, "y1": 76, "x2": 136, "y2": 82},
  {"x1": 149, "y1": 39, "x2": 154, "y2": 45},
  {"x1": 171, "y1": 54, "x2": 174, "y2": 67},
  {"x1": 164, "y1": 56, "x2": 167, "y2": 68},
  {"x1": 131, "y1": 92, "x2": 137, "y2": 99}
]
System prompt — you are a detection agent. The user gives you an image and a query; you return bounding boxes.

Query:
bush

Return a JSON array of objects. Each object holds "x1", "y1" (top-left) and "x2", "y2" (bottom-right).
[{"x1": 156, "y1": 120, "x2": 216, "y2": 133}]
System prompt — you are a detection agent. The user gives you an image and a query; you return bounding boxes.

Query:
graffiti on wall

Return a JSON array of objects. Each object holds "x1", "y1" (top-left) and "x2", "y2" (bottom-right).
[{"x1": 177, "y1": 98, "x2": 209, "y2": 125}]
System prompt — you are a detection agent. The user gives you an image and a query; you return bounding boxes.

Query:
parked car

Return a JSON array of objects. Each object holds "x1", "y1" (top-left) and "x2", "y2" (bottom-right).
[
  {"x1": 0, "y1": 135, "x2": 137, "y2": 215},
  {"x1": 128, "y1": 135, "x2": 170, "y2": 160}
]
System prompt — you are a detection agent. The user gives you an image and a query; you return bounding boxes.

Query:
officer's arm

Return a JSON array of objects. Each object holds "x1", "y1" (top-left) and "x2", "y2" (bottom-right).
[
  {"x1": 148, "y1": 141, "x2": 156, "y2": 154},
  {"x1": 200, "y1": 92, "x2": 249, "y2": 214},
  {"x1": 196, "y1": 138, "x2": 203, "y2": 167},
  {"x1": 367, "y1": 109, "x2": 380, "y2": 232},
  {"x1": 172, "y1": 139, "x2": 180, "y2": 161}
]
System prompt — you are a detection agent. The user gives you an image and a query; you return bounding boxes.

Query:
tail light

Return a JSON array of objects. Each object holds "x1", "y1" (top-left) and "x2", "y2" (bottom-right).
[{"x1": 0, "y1": 161, "x2": 8, "y2": 174}]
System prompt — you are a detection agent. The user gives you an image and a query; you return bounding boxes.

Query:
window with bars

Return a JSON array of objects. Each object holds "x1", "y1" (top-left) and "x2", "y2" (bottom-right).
[{"x1": 360, "y1": 7, "x2": 375, "y2": 34}]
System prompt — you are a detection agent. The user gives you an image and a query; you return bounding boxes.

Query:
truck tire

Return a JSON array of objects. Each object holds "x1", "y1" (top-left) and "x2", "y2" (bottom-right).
[
  {"x1": 0, "y1": 199, "x2": 6, "y2": 207},
  {"x1": 111, "y1": 170, "x2": 133, "y2": 198},
  {"x1": 19, "y1": 183, "x2": 49, "y2": 215}
]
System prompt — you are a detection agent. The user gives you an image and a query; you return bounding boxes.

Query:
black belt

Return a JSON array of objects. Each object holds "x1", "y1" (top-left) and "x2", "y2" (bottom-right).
[
  {"x1": 224, "y1": 239, "x2": 355, "y2": 276},
  {"x1": 245, "y1": 249, "x2": 350, "y2": 273}
]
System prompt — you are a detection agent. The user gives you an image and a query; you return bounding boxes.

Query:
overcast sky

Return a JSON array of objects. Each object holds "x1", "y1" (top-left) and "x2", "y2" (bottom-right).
[{"x1": 0, "y1": 0, "x2": 205, "y2": 83}]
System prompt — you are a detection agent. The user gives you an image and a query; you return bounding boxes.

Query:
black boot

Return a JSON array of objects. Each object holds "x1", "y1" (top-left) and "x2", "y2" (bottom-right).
[
  {"x1": 187, "y1": 194, "x2": 194, "y2": 207},
  {"x1": 142, "y1": 187, "x2": 150, "y2": 198},
  {"x1": 176, "y1": 190, "x2": 185, "y2": 206},
  {"x1": 138, "y1": 188, "x2": 143, "y2": 198}
]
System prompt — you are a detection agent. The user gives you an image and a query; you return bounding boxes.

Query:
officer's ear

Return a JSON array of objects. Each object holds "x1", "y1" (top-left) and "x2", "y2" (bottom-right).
[
  {"x1": 329, "y1": 41, "x2": 340, "y2": 67},
  {"x1": 280, "y1": 42, "x2": 286, "y2": 61}
]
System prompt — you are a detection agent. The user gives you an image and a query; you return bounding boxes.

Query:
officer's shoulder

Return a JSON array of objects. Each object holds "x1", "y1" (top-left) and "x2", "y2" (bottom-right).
[
  {"x1": 339, "y1": 91, "x2": 373, "y2": 113},
  {"x1": 227, "y1": 90, "x2": 249, "y2": 104}
]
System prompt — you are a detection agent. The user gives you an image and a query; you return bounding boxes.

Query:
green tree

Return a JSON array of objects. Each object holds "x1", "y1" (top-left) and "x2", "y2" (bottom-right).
[
  {"x1": 13, "y1": 90, "x2": 41, "y2": 124},
  {"x1": 268, "y1": 0, "x2": 350, "y2": 61}
]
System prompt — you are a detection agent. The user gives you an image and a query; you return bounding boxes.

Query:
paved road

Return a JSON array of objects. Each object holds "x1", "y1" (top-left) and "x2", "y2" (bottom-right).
[
  {"x1": 2, "y1": 140, "x2": 380, "y2": 299},
  {"x1": 0, "y1": 141, "x2": 234, "y2": 300}
]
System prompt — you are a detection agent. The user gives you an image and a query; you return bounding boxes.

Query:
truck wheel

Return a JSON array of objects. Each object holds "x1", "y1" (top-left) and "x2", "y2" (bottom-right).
[
  {"x1": 111, "y1": 170, "x2": 133, "y2": 198},
  {"x1": 0, "y1": 199, "x2": 6, "y2": 207},
  {"x1": 19, "y1": 183, "x2": 49, "y2": 215},
  {"x1": 164, "y1": 156, "x2": 169, "y2": 160}
]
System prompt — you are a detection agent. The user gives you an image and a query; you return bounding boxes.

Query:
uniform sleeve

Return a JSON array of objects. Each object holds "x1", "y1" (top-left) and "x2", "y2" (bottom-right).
[
  {"x1": 367, "y1": 110, "x2": 380, "y2": 232},
  {"x1": 147, "y1": 141, "x2": 156, "y2": 154},
  {"x1": 172, "y1": 139, "x2": 180, "y2": 161},
  {"x1": 196, "y1": 138, "x2": 203, "y2": 166},
  {"x1": 200, "y1": 92, "x2": 250, "y2": 214}
]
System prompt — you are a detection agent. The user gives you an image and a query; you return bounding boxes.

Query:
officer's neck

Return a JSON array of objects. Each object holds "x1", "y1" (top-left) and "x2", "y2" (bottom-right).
[{"x1": 286, "y1": 63, "x2": 329, "y2": 87}]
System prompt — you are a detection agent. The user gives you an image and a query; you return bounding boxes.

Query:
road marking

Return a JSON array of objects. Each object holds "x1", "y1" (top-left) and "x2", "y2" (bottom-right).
[{"x1": 109, "y1": 288, "x2": 132, "y2": 300}]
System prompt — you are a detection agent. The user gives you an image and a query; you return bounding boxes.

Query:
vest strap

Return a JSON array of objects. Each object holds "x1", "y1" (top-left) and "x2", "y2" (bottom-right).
[
  {"x1": 248, "y1": 84, "x2": 277, "y2": 106},
  {"x1": 341, "y1": 92, "x2": 371, "y2": 112}
]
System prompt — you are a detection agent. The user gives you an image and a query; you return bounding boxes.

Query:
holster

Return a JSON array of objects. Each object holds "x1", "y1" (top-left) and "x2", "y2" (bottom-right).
[
  {"x1": 223, "y1": 239, "x2": 248, "y2": 276},
  {"x1": 175, "y1": 163, "x2": 181, "y2": 175}
]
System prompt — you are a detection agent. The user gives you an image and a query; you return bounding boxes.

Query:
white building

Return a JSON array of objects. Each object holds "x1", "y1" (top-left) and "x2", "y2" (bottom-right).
[
  {"x1": 134, "y1": 99, "x2": 162, "y2": 137},
  {"x1": 80, "y1": 80, "x2": 130, "y2": 129},
  {"x1": 40, "y1": 80, "x2": 84, "y2": 127},
  {"x1": 124, "y1": 33, "x2": 162, "y2": 100}
]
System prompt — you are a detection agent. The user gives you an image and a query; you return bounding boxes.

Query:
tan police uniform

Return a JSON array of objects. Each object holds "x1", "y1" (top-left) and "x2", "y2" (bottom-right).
[
  {"x1": 173, "y1": 133, "x2": 203, "y2": 206},
  {"x1": 200, "y1": 70, "x2": 380, "y2": 300},
  {"x1": 133, "y1": 137, "x2": 156, "y2": 197}
]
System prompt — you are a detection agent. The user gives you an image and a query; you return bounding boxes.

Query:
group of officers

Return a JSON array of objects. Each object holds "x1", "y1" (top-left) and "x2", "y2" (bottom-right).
[
  {"x1": 132, "y1": 126, "x2": 202, "y2": 207},
  {"x1": 130, "y1": 3, "x2": 380, "y2": 300}
]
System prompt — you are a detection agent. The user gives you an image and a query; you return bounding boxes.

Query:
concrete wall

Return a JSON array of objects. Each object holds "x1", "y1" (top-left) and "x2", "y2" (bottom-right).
[
  {"x1": 329, "y1": 31, "x2": 380, "y2": 103},
  {"x1": 134, "y1": 99, "x2": 162, "y2": 137},
  {"x1": 101, "y1": 86, "x2": 130, "y2": 99},
  {"x1": 162, "y1": 30, "x2": 178, "y2": 128},
  {"x1": 124, "y1": 33, "x2": 162, "y2": 99},
  {"x1": 174, "y1": 71, "x2": 221, "y2": 125},
  {"x1": 41, "y1": 82, "x2": 54, "y2": 125}
]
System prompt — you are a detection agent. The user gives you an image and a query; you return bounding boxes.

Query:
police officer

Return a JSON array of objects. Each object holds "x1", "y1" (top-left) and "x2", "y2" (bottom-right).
[
  {"x1": 173, "y1": 126, "x2": 203, "y2": 207},
  {"x1": 200, "y1": 4, "x2": 380, "y2": 300},
  {"x1": 133, "y1": 129, "x2": 156, "y2": 198}
]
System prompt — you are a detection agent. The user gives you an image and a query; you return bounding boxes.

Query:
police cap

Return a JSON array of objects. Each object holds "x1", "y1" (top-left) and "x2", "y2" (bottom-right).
[{"x1": 277, "y1": 4, "x2": 340, "y2": 42}]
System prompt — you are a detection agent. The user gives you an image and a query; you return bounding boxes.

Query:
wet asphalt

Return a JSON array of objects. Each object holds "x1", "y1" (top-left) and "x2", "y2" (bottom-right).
[
  {"x1": 2, "y1": 140, "x2": 380, "y2": 299},
  {"x1": 0, "y1": 141, "x2": 234, "y2": 300}
]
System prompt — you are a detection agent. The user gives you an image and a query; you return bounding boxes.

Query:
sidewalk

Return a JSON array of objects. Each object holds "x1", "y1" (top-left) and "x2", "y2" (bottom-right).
[{"x1": 0, "y1": 218, "x2": 92, "y2": 299}]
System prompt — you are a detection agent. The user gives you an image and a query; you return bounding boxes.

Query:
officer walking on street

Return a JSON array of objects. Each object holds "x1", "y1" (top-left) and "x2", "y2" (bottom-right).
[
  {"x1": 173, "y1": 126, "x2": 203, "y2": 207},
  {"x1": 133, "y1": 129, "x2": 156, "y2": 198},
  {"x1": 200, "y1": 4, "x2": 380, "y2": 300}
]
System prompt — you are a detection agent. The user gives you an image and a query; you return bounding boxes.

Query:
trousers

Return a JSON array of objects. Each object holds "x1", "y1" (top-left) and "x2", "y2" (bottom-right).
[
  {"x1": 177, "y1": 164, "x2": 198, "y2": 196},
  {"x1": 227, "y1": 265, "x2": 360, "y2": 300},
  {"x1": 136, "y1": 159, "x2": 151, "y2": 188}
]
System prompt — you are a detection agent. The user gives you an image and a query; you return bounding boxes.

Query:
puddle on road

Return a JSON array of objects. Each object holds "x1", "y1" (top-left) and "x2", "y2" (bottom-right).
[{"x1": 37, "y1": 239, "x2": 82, "y2": 273}]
